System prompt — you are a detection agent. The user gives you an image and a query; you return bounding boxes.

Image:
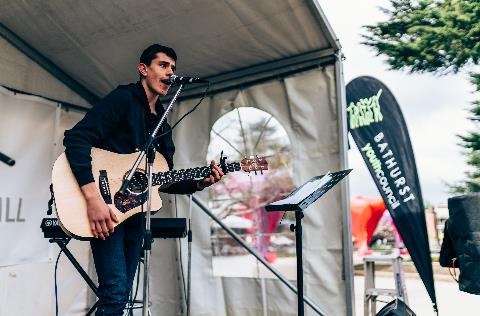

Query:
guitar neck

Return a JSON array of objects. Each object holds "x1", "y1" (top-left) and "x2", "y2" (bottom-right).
[{"x1": 152, "y1": 162, "x2": 240, "y2": 187}]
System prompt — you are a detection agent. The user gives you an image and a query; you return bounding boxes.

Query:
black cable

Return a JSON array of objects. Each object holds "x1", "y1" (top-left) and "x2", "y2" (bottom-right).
[
  {"x1": 54, "y1": 248, "x2": 64, "y2": 316},
  {"x1": 154, "y1": 83, "x2": 211, "y2": 140}
]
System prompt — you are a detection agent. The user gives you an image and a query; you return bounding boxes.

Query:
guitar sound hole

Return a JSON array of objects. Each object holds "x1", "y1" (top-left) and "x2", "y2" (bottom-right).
[{"x1": 124, "y1": 170, "x2": 148, "y2": 194}]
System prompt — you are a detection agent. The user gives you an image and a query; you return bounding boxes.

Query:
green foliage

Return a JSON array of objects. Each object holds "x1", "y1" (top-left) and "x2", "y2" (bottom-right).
[
  {"x1": 362, "y1": 0, "x2": 480, "y2": 74},
  {"x1": 363, "y1": 0, "x2": 480, "y2": 193},
  {"x1": 452, "y1": 72, "x2": 480, "y2": 193}
]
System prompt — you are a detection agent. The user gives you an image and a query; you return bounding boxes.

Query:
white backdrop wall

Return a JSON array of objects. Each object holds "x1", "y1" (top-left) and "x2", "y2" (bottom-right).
[
  {"x1": 0, "y1": 87, "x2": 56, "y2": 266},
  {"x1": 0, "y1": 86, "x2": 90, "y2": 315}
]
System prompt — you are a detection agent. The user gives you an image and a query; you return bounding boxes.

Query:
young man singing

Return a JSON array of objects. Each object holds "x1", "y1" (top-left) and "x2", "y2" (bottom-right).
[{"x1": 64, "y1": 44, "x2": 223, "y2": 315}]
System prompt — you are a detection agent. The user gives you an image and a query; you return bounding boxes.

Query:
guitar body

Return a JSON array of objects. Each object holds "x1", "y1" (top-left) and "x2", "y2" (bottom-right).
[{"x1": 52, "y1": 148, "x2": 168, "y2": 240}]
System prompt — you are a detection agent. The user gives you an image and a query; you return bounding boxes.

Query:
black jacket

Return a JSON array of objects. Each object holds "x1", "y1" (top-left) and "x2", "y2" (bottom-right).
[{"x1": 64, "y1": 81, "x2": 198, "y2": 194}]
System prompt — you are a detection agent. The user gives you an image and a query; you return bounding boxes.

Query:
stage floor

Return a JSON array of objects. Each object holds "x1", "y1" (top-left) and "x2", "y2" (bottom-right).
[
  {"x1": 212, "y1": 255, "x2": 474, "y2": 315},
  {"x1": 354, "y1": 273, "x2": 476, "y2": 316}
]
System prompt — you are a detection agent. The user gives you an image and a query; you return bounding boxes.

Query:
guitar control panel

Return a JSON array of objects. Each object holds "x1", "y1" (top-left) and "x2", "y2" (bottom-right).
[{"x1": 98, "y1": 170, "x2": 112, "y2": 204}]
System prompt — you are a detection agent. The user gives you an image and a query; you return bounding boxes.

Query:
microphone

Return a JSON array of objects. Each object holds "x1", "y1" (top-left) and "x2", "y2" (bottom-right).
[
  {"x1": 0, "y1": 151, "x2": 15, "y2": 166},
  {"x1": 167, "y1": 74, "x2": 208, "y2": 85}
]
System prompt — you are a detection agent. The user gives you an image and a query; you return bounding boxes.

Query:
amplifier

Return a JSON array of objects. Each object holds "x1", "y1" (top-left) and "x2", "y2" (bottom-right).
[
  {"x1": 151, "y1": 218, "x2": 187, "y2": 239},
  {"x1": 40, "y1": 217, "x2": 68, "y2": 239}
]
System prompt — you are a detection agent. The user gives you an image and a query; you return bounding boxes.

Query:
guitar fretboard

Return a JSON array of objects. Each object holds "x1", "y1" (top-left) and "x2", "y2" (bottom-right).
[{"x1": 152, "y1": 162, "x2": 241, "y2": 187}]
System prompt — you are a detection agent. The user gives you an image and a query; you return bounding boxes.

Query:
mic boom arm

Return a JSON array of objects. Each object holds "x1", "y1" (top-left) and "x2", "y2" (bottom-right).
[{"x1": 167, "y1": 75, "x2": 208, "y2": 84}]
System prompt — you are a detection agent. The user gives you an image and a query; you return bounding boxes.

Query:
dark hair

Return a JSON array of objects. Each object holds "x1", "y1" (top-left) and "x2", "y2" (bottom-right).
[{"x1": 139, "y1": 44, "x2": 177, "y2": 65}]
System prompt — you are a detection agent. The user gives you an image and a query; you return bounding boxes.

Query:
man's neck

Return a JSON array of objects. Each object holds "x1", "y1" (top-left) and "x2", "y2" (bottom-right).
[{"x1": 141, "y1": 80, "x2": 159, "y2": 114}]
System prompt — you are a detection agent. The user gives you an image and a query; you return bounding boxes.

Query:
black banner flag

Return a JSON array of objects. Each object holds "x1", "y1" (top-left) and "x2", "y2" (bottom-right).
[{"x1": 346, "y1": 76, "x2": 437, "y2": 311}]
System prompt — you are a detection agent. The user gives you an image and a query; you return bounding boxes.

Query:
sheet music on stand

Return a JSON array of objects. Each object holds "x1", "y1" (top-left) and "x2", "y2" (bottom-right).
[{"x1": 265, "y1": 169, "x2": 352, "y2": 212}]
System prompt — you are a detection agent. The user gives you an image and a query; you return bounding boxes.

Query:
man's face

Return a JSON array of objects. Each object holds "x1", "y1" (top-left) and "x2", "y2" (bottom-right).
[{"x1": 139, "y1": 52, "x2": 176, "y2": 97}]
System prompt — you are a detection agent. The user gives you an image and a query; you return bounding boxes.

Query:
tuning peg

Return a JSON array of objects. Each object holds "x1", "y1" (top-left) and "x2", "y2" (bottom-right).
[
  {"x1": 220, "y1": 150, "x2": 228, "y2": 163},
  {"x1": 219, "y1": 150, "x2": 228, "y2": 174},
  {"x1": 255, "y1": 155, "x2": 263, "y2": 174}
]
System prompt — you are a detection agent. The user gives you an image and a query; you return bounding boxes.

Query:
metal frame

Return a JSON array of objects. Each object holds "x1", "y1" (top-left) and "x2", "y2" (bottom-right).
[
  {"x1": 335, "y1": 52, "x2": 355, "y2": 316},
  {"x1": 306, "y1": 0, "x2": 342, "y2": 51}
]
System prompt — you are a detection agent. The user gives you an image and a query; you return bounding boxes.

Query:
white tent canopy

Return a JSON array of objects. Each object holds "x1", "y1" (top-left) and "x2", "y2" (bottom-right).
[
  {"x1": 0, "y1": 0, "x2": 338, "y2": 106},
  {"x1": 0, "y1": 1, "x2": 353, "y2": 315}
]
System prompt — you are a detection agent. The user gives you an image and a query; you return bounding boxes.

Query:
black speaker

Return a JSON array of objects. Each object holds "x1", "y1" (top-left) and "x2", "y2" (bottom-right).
[
  {"x1": 151, "y1": 218, "x2": 187, "y2": 239},
  {"x1": 376, "y1": 299, "x2": 416, "y2": 316},
  {"x1": 445, "y1": 193, "x2": 480, "y2": 294}
]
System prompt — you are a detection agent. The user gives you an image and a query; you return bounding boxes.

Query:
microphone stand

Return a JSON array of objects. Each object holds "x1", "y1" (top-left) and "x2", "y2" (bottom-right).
[
  {"x1": 186, "y1": 194, "x2": 193, "y2": 316},
  {"x1": 119, "y1": 84, "x2": 184, "y2": 316}
]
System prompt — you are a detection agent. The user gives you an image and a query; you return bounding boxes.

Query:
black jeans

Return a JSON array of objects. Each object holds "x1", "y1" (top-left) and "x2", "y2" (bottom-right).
[{"x1": 91, "y1": 213, "x2": 144, "y2": 316}]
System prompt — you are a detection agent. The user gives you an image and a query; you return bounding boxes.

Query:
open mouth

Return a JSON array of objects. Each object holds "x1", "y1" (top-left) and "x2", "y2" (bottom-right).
[{"x1": 160, "y1": 79, "x2": 171, "y2": 85}]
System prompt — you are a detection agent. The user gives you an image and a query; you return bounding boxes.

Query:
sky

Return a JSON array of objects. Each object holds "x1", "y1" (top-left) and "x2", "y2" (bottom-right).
[{"x1": 320, "y1": 0, "x2": 475, "y2": 206}]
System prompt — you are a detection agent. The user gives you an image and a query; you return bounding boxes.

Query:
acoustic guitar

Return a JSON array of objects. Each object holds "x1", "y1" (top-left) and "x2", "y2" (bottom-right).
[{"x1": 52, "y1": 148, "x2": 268, "y2": 240}]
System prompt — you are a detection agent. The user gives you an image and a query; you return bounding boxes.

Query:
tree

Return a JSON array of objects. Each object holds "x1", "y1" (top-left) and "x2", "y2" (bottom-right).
[
  {"x1": 362, "y1": 0, "x2": 480, "y2": 192},
  {"x1": 453, "y1": 73, "x2": 480, "y2": 192}
]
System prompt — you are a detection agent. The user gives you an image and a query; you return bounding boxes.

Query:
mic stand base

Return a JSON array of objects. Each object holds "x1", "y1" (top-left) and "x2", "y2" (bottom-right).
[
  {"x1": 186, "y1": 194, "x2": 193, "y2": 316},
  {"x1": 142, "y1": 147, "x2": 156, "y2": 316}
]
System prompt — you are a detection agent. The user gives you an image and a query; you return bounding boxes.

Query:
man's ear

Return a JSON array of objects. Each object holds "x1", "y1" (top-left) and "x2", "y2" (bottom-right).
[{"x1": 137, "y1": 63, "x2": 147, "y2": 77}]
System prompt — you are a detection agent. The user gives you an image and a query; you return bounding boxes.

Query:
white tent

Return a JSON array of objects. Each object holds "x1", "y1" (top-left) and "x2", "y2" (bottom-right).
[
  {"x1": 0, "y1": 1, "x2": 353, "y2": 315},
  {"x1": 212, "y1": 215, "x2": 253, "y2": 229}
]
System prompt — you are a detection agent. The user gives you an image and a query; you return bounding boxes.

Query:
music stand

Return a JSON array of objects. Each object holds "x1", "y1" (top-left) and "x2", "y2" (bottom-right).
[{"x1": 265, "y1": 169, "x2": 352, "y2": 316}]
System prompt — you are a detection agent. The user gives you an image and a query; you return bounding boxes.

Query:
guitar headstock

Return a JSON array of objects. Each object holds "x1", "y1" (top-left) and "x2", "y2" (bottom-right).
[{"x1": 240, "y1": 156, "x2": 268, "y2": 174}]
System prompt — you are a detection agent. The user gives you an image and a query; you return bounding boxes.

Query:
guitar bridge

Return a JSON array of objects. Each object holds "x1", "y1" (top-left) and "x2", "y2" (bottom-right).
[{"x1": 98, "y1": 170, "x2": 112, "y2": 204}]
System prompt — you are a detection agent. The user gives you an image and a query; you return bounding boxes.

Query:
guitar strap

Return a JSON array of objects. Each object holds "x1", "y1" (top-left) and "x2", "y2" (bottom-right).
[{"x1": 46, "y1": 183, "x2": 55, "y2": 215}]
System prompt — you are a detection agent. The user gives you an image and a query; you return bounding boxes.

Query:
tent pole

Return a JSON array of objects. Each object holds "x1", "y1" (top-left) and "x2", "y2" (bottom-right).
[{"x1": 335, "y1": 52, "x2": 356, "y2": 316}]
